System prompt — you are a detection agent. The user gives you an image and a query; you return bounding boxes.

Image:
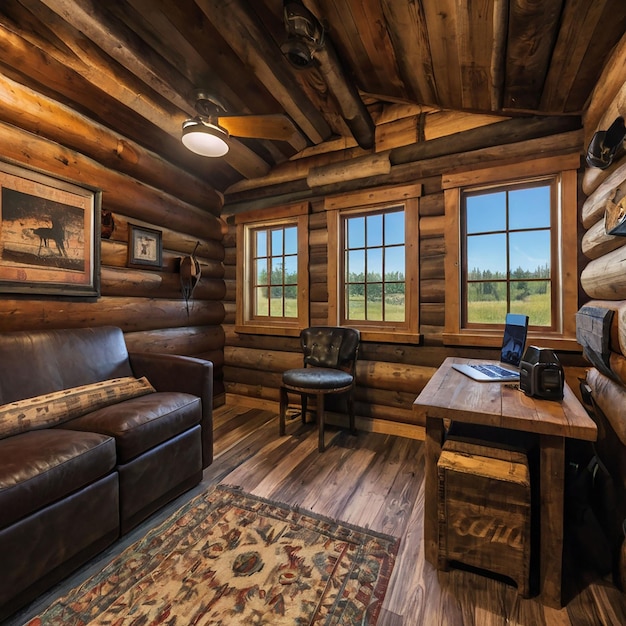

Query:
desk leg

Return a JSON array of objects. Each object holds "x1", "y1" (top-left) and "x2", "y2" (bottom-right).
[
  {"x1": 424, "y1": 416, "x2": 445, "y2": 567},
  {"x1": 539, "y1": 434, "x2": 565, "y2": 608}
]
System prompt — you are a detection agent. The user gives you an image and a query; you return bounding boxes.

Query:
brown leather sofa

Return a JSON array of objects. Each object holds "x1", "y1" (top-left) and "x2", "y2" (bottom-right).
[{"x1": 0, "y1": 326, "x2": 213, "y2": 620}]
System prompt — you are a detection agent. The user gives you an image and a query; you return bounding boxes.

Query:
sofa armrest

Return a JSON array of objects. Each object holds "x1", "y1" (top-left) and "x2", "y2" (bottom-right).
[{"x1": 128, "y1": 352, "x2": 214, "y2": 468}]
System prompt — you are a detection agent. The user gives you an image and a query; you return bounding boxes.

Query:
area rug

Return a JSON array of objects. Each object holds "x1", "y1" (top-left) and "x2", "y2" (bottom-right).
[{"x1": 27, "y1": 485, "x2": 399, "y2": 625}]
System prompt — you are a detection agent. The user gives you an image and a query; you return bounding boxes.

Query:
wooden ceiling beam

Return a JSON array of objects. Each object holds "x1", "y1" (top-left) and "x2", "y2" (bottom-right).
[
  {"x1": 503, "y1": 0, "x2": 562, "y2": 112},
  {"x1": 20, "y1": 0, "x2": 271, "y2": 178},
  {"x1": 314, "y1": 37, "x2": 375, "y2": 149},
  {"x1": 379, "y1": 0, "x2": 438, "y2": 106},
  {"x1": 195, "y1": 0, "x2": 331, "y2": 146},
  {"x1": 37, "y1": 0, "x2": 197, "y2": 115},
  {"x1": 540, "y1": 0, "x2": 608, "y2": 113},
  {"x1": 6, "y1": 1, "x2": 178, "y2": 133},
  {"x1": 0, "y1": 72, "x2": 224, "y2": 214}
]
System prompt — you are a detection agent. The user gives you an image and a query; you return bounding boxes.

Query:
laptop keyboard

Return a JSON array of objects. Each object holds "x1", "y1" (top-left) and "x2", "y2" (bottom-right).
[{"x1": 470, "y1": 364, "x2": 518, "y2": 378}]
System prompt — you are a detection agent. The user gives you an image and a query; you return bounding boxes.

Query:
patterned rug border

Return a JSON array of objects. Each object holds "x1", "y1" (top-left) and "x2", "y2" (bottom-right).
[
  {"x1": 30, "y1": 483, "x2": 400, "y2": 625},
  {"x1": 220, "y1": 483, "x2": 401, "y2": 547}
]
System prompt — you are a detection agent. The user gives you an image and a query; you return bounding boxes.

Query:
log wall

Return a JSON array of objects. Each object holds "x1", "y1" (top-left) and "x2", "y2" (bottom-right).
[
  {"x1": 222, "y1": 112, "x2": 590, "y2": 436},
  {"x1": 579, "y1": 35, "x2": 626, "y2": 458},
  {"x1": 0, "y1": 73, "x2": 226, "y2": 403}
]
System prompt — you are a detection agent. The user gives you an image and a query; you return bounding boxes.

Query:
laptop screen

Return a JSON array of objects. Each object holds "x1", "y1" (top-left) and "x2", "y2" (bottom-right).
[{"x1": 500, "y1": 313, "x2": 529, "y2": 366}]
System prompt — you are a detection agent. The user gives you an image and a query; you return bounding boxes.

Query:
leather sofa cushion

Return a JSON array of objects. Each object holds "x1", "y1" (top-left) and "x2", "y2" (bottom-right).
[
  {"x1": 63, "y1": 392, "x2": 202, "y2": 463},
  {"x1": 0, "y1": 429, "x2": 116, "y2": 529}
]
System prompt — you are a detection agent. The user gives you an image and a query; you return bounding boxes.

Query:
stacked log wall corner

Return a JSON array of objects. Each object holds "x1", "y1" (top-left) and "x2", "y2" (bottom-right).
[{"x1": 0, "y1": 78, "x2": 226, "y2": 405}]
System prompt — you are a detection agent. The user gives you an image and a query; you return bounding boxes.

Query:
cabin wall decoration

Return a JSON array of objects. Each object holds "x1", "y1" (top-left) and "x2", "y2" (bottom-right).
[
  {"x1": 0, "y1": 161, "x2": 100, "y2": 297},
  {"x1": 578, "y1": 57, "x2": 626, "y2": 595},
  {"x1": 604, "y1": 187, "x2": 626, "y2": 236},
  {"x1": 180, "y1": 242, "x2": 202, "y2": 315},
  {"x1": 128, "y1": 224, "x2": 163, "y2": 269}
]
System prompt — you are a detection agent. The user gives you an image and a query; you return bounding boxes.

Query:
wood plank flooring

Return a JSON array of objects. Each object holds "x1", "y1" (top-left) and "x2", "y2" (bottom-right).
[{"x1": 8, "y1": 402, "x2": 626, "y2": 625}]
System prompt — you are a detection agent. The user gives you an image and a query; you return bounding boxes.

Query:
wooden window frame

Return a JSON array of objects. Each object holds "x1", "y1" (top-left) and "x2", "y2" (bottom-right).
[
  {"x1": 442, "y1": 154, "x2": 580, "y2": 350},
  {"x1": 326, "y1": 184, "x2": 421, "y2": 344},
  {"x1": 235, "y1": 202, "x2": 309, "y2": 336}
]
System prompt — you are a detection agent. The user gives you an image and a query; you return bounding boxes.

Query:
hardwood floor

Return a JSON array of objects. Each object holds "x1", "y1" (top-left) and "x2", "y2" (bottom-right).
[{"x1": 8, "y1": 402, "x2": 626, "y2": 625}]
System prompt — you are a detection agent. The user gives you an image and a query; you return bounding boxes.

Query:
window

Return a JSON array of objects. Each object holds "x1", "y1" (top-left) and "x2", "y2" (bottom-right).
[
  {"x1": 443, "y1": 155, "x2": 580, "y2": 349},
  {"x1": 463, "y1": 179, "x2": 554, "y2": 327},
  {"x1": 235, "y1": 203, "x2": 309, "y2": 335},
  {"x1": 251, "y1": 224, "x2": 298, "y2": 318},
  {"x1": 327, "y1": 184, "x2": 420, "y2": 343},
  {"x1": 343, "y1": 208, "x2": 406, "y2": 322}
]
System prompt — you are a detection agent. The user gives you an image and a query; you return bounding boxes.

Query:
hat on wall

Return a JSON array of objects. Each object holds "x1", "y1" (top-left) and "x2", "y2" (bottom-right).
[
  {"x1": 180, "y1": 242, "x2": 201, "y2": 314},
  {"x1": 586, "y1": 116, "x2": 626, "y2": 169}
]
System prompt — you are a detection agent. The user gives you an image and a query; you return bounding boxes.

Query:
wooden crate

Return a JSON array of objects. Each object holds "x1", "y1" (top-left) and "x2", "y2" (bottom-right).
[{"x1": 437, "y1": 439, "x2": 532, "y2": 597}]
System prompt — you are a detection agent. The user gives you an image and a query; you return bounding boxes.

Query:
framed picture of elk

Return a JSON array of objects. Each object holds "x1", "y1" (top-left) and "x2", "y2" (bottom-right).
[
  {"x1": 0, "y1": 161, "x2": 101, "y2": 297},
  {"x1": 128, "y1": 224, "x2": 162, "y2": 269}
]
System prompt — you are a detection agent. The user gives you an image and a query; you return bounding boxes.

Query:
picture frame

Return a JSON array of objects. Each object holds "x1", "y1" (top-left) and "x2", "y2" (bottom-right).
[
  {"x1": 0, "y1": 161, "x2": 101, "y2": 297},
  {"x1": 128, "y1": 224, "x2": 162, "y2": 269}
]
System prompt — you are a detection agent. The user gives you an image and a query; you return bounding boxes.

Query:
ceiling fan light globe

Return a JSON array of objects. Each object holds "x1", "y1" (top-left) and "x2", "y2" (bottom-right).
[{"x1": 181, "y1": 118, "x2": 229, "y2": 157}]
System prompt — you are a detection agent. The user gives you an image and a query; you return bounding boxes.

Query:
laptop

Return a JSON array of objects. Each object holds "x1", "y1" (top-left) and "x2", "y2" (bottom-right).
[{"x1": 452, "y1": 313, "x2": 529, "y2": 382}]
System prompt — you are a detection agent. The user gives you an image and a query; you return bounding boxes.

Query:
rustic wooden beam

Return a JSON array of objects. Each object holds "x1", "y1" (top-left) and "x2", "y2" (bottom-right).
[
  {"x1": 0, "y1": 73, "x2": 223, "y2": 215},
  {"x1": 391, "y1": 116, "x2": 581, "y2": 166},
  {"x1": 101, "y1": 267, "x2": 226, "y2": 300},
  {"x1": 421, "y1": 0, "x2": 462, "y2": 109},
  {"x1": 37, "y1": 0, "x2": 195, "y2": 114},
  {"x1": 0, "y1": 121, "x2": 224, "y2": 241},
  {"x1": 584, "y1": 30, "x2": 626, "y2": 147},
  {"x1": 503, "y1": 0, "x2": 562, "y2": 111},
  {"x1": 101, "y1": 240, "x2": 224, "y2": 278},
  {"x1": 580, "y1": 244, "x2": 626, "y2": 299},
  {"x1": 123, "y1": 325, "x2": 225, "y2": 355},
  {"x1": 0, "y1": 297, "x2": 225, "y2": 333},
  {"x1": 225, "y1": 110, "x2": 505, "y2": 197},
  {"x1": 307, "y1": 153, "x2": 390, "y2": 187},
  {"x1": 314, "y1": 37, "x2": 375, "y2": 149},
  {"x1": 223, "y1": 125, "x2": 583, "y2": 214},
  {"x1": 581, "y1": 218, "x2": 624, "y2": 260},
  {"x1": 6, "y1": 1, "x2": 179, "y2": 138},
  {"x1": 195, "y1": 0, "x2": 331, "y2": 145},
  {"x1": 581, "y1": 164, "x2": 626, "y2": 228},
  {"x1": 587, "y1": 367, "x2": 626, "y2": 446},
  {"x1": 540, "y1": 0, "x2": 608, "y2": 113},
  {"x1": 376, "y1": 0, "x2": 437, "y2": 105},
  {"x1": 106, "y1": 214, "x2": 225, "y2": 261},
  {"x1": 8, "y1": 1, "x2": 270, "y2": 179}
]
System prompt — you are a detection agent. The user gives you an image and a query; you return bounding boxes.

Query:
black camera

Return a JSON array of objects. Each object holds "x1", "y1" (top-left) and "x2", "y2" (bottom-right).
[{"x1": 519, "y1": 346, "x2": 564, "y2": 401}]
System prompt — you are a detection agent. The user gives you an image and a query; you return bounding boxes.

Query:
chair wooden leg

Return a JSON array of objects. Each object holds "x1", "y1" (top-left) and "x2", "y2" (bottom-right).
[
  {"x1": 348, "y1": 389, "x2": 357, "y2": 435},
  {"x1": 301, "y1": 394, "x2": 308, "y2": 424},
  {"x1": 317, "y1": 393, "x2": 325, "y2": 452},
  {"x1": 279, "y1": 386, "x2": 288, "y2": 436}
]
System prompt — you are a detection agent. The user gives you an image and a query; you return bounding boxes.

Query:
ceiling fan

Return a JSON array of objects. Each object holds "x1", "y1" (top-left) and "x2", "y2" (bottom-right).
[{"x1": 181, "y1": 90, "x2": 301, "y2": 157}]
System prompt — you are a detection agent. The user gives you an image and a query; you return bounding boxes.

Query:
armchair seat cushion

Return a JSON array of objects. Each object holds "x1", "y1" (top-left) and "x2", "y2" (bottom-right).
[
  {"x1": 62, "y1": 392, "x2": 202, "y2": 463},
  {"x1": 0, "y1": 429, "x2": 116, "y2": 529},
  {"x1": 282, "y1": 367, "x2": 353, "y2": 390}
]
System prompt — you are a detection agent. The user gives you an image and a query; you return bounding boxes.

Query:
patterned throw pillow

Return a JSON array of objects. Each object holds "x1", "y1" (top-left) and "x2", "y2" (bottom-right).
[{"x1": 0, "y1": 376, "x2": 155, "y2": 440}]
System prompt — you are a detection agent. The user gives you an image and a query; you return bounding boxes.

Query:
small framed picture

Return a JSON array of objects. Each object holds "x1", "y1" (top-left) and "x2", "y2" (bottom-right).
[{"x1": 128, "y1": 224, "x2": 162, "y2": 268}]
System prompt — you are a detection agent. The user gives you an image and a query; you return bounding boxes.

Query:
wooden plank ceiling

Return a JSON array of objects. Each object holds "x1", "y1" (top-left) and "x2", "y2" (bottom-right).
[{"x1": 0, "y1": 0, "x2": 624, "y2": 194}]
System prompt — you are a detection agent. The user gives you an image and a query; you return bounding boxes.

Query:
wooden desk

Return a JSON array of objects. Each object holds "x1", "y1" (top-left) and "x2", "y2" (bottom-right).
[{"x1": 413, "y1": 357, "x2": 597, "y2": 608}]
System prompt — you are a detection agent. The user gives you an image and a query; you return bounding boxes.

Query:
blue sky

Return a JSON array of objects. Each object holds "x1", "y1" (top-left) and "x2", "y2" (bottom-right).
[
  {"x1": 345, "y1": 210, "x2": 405, "y2": 277},
  {"x1": 466, "y1": 185, "x2": 551, "y2": 274}
]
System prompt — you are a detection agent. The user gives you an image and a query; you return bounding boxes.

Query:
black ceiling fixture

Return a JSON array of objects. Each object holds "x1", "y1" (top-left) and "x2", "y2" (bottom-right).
[{"x1": 281, "y1": 1, "x2": 325, "y2": 69}]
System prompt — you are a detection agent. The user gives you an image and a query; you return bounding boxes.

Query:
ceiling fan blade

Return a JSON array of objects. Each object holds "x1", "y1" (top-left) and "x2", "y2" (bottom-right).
[{"x1": 218, "y1": 114, "x2": 300, "y2": 141}]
